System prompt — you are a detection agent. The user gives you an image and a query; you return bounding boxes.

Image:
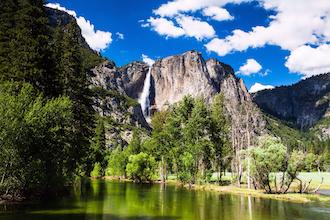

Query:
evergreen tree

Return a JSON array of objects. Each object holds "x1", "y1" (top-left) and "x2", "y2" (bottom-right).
[
  {"x1": 210, "y1": 94, "x2": 230, "y2": 183},
  {"x1": 0, "y1": 0, "x2": 57, "y2": 96},
  {"x1": 184, "y1": 98, "x2": 213, "y2": 182},
  {"x1": 55, "y1": 21, "x2": 96, "y2": 172},
  {"x1": 91, "y1": 116, "x2": 107, "y2": 174}
]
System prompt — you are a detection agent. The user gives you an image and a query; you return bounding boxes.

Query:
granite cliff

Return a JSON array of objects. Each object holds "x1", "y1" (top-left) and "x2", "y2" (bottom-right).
[
  {"x1": 253, "y1": 73, "x2": 330, "y2": 130},
  {"x1": 90, "y1": 50, "x2": 266, "y2": 146}
]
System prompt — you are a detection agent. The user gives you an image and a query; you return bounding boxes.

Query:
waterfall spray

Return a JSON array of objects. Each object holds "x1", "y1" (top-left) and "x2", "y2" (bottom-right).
[
  {"x1": 138, "y1": 67, "x2": 151, "y2": 120},
  {"x1": 139, "y1": 54, "x2": 154, "y2": 122}
]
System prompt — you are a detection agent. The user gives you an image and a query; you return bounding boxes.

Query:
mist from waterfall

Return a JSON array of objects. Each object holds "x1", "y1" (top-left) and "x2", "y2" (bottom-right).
[
  {"x1": 138, "y1": 67, "x2": 151, "y2": 120},
  {"x1": 138, "y1": 54, "x2": 155, "y2": 122}
]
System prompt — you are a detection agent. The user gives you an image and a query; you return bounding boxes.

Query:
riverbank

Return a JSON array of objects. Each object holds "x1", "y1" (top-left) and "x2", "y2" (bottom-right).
[
  {"x1": 181, "y1": 182, "x2": 330, "y2": 203},
  {"x1": 104, "y1": 176, "x2": 330, "y2": 204}
]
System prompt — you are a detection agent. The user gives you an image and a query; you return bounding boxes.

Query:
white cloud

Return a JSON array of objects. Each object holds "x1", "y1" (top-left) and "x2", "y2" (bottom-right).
[
  {"x1": 176, "y1": 15, "x2": 215, "y2": 40},
  {"x1": 237, "y1": 59, "x2": 262, "y2": 76},
  {"x1": 145, "y1": 0, "x2": 246, "y2": 40},
  {"x1": 46, "y1": 3, "x2": 77, "y2": 16},
  {"x1": 116, "y1": 32, "x2": 124, "y2": 40},
  {"x1": 154, "y1": 0, "x2": 247, "y2": 17},
  {"x1": 46, "y1": 3, "x2": 112, "y2": 51},
  {"x1": 249, "y1": 82, "x2": 274, "y2": 93},
  {"x1": 202, "y1": 6, "x2": 234, "y2": 21},
  {"x1": 142, "y1": 54, "x2": 155, "y2": 66},
  {"x1": 285, "y1": 44, "x2": 330, "y2": 77},
  {"x1": 146, "y1": 17, "x2": 185, "y2": 38},
  {"x1": 146, "y1": 15, "x2": 215, "y2": 40},
  {"x1": 204, "y1": 0, "x2": 330, "y2": 77}
]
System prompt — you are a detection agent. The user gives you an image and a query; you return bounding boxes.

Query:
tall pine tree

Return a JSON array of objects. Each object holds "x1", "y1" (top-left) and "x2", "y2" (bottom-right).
[
  {"x1": 55, "y1": 21, "x2": 95, "y2": 173},
  {"x1": 0, "y1": 0, "x2": 57, "y2": 96}
]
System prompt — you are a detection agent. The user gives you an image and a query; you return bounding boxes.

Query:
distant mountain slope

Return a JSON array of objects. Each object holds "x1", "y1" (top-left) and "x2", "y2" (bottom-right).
[{"x1": 253, "y1": 73, "x2": 330, "y2": 130}]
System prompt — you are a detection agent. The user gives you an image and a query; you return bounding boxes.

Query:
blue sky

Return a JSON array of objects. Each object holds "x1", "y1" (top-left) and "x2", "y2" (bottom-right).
[{"x1": 46, "y1": 0, "x2": 330, "y2": 92}]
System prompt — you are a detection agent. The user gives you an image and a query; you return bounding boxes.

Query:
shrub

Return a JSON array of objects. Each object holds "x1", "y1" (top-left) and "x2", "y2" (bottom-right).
[
  {"x1": 90, "y1": 163, "x2": 102, "y2": 178},
  {"x1": 126, "y1": 152, "x2": 156, "y2": 182}
]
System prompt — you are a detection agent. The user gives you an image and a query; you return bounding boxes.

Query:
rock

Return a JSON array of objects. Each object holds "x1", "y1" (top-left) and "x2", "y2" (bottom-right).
[
  {"x1": 151, "y1": 50, "x2": 217, "y2": 109},
  {"x1": 253, "y1": 73, "x2": 330, "y2": 130},
  {"x1": 46, "y1": 7, "x2": 92, "y2": 51},
  {"x1": 149, "y1": 50, "x2": 266, "y2": 138},
  {"x1": 119, "y1": 62, "x2": 149, "y2": 99},
  {"x1": 90, "y1": 61, "x2": 151, "y2": 147}
]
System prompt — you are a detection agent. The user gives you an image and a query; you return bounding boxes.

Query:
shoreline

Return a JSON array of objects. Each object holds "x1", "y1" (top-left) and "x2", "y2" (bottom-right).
[
  {"x1": 103, "y1": 176, "x2": 330, "y2": 204},
  {"x1": 2, "y1": 177, "x2": 329, "y2": 205}
]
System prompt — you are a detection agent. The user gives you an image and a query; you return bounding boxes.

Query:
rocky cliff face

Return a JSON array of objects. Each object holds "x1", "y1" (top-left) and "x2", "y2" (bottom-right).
[
  {"x1": 148, "y1": 50, "x2": 266, "y2": 140},
  {"x1": 90, "y1": 61, "x2": 150, "y2": 127},
  {"x1": 253, "y1": 73, "x2": 330, "y2": 130},
  {"x1": 90, "y1": 50, "x2": 266, "y2": 146},
  {"x1": 119, "y1": 62, "x2": 149, "y2": 99},
  {"x1": 46, "y1": 7, "x2": 92, "y2": 51},
  {"x1": 90, "y1": 61, "x2": 150, "y2": 147},
  {"x1": 151, "y1": 51, "x2": 217, "y2": 109}
]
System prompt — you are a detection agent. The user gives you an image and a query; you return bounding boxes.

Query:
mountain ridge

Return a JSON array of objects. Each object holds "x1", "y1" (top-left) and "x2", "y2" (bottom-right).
[{"x1": 253, "y1": 73, "x2": 330, "y2": 131}]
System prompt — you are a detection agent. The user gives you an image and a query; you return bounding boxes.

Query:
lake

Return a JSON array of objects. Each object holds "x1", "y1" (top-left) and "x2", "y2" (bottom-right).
[{"x1": 1, "y1": 180, "x2": 330, "y2": 220}]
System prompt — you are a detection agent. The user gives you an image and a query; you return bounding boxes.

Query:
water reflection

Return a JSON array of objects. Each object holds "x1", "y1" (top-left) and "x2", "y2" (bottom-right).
[{"x1": 1, "y1": 180, "x2": 330, "y2": 220}]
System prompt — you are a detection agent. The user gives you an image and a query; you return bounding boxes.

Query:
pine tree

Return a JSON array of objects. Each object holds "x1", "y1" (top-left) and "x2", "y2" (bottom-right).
[
  {"x1": 210, "y1": 93, "x2": 230, "y2": 184},
  {"x1": 0, "y1": 0, "x2": 17, "y2": 78},
  {"x1": 0, "y1": 0, "x2": 57, "y2": 96},
  {"x1": 91, "y1": 116, "x2": 107, "y2": 172},
  {"x1": 56, "y1": 20, "x2": 95, "y2": 172}
]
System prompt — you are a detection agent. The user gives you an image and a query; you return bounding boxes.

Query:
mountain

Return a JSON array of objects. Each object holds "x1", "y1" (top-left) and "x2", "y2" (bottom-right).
[
  {"x1": 252, "y1": 73, "x2": 330, "y2": 131},
  {"x1": 90, "y1": 50, "x2": 266, "y2": 147},
  {"x1": 46, "y1": 7, "x2": 91, "y2": 51},
  {"x1": 48, "y1": 7, "x2": 328, "y2": 148},
  {"x1": 150, "y1": 50, "x2": 265, "y2": 136}
]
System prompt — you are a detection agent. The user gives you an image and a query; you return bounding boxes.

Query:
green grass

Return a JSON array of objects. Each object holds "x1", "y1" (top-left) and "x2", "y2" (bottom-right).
[
  {"x1": 298, "y1": 172, "x2": 330, "y2": 184},
  {"x1": 169, "y1": 172, "x2": 330, "y2": 189}
]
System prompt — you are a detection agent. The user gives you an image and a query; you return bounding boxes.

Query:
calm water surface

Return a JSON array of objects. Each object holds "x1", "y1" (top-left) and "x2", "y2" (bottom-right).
[{"x1": 1, "y1": 180, "x2": 330, "y2": 220}]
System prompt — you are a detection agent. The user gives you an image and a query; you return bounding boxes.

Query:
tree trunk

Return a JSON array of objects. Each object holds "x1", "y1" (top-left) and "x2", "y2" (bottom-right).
[{"x1": 160, "y1": 156, "x2": 166, "y2": 183}]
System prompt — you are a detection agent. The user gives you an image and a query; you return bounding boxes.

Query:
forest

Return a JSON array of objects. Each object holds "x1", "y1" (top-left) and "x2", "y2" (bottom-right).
[{"x1": 0, "y1": 0, "x2": 102, "y2": 199}]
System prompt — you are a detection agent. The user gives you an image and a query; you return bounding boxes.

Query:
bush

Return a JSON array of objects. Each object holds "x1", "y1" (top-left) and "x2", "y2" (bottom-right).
[
  {"x1": 245, "y1": 135, "x2": 309, "y2": 194},
  {"x1": 126, "y1": 152, "x2": 156, "y2": 182},
  {"x1": 90, "y1": 163, "x2": 102, "y2": 178},
  {"x1": 105, "y1": 147, "x2": 127, "y2": 177}
]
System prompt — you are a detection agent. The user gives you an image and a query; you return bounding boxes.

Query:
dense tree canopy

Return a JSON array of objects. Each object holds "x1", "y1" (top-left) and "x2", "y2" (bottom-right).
[
  {"x1": 105, "y1": 95, "x2": 230, "y2": 184},
  {"x1": 0, "y1": 0, "x2": 102, "y2": 199}
]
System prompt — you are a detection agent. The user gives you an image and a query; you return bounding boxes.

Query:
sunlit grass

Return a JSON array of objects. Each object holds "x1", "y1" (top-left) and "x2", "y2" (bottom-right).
[{"x1": 163, "y1": 172, "x2": 330, "y2": 203}]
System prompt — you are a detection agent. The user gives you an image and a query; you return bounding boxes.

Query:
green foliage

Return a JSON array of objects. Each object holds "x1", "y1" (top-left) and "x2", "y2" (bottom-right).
[
  {"x1": 0, "y1": 0, "x2": 105, "y2": 198},
  {"x1": 0, "y1": 82, "x2": 76, "y2": 196},
  {"x1": 106, "y1": 147, "x2": 128, "y2": 177},
  {"x1": 89, "y1": 116, "x2": 107, "y2": 176},
  {"x1": 246, "y1": 136, "x2": 287, "y2": 193},
  {"x1": 0, "y1": 0, "x2": 57, "y2": 96},
  {"x1": 53, "y1": 21, "x2": 96, "y2": 177},
  {"x1": 210, "y1": 94, "x2": 231, "y2": 182},
  {"x1": 126, "y1": 131, "x2": 143, "y2": 155},
  {"x1": 177, "y1": 152, "x2": 194, "y2": 183},
  {"x1": 132, "y1": 94, "x2": 230, "y2": 184},
  {"x1": 303, "y1": 153, "x2": 318, "y2": 172},
  {"x1": 126, "y1": 152, "x2": 157, "y2": 182},
  {"x1": 90, "y1": 163, "x2": 102, "y2": 178},
  {"x1": 246, "y1": 135, "x2": 318, "y2": 194}
]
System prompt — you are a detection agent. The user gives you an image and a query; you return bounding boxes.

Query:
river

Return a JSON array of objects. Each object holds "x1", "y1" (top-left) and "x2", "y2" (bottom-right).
[{"x1": 1, "y1": 180, "x2": 330, "y2": 220}]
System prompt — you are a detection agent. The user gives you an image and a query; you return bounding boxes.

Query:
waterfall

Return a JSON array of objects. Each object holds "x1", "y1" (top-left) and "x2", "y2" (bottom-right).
[{"x1": 138, "y1": 67, "x2": 151, "y2": 121}]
